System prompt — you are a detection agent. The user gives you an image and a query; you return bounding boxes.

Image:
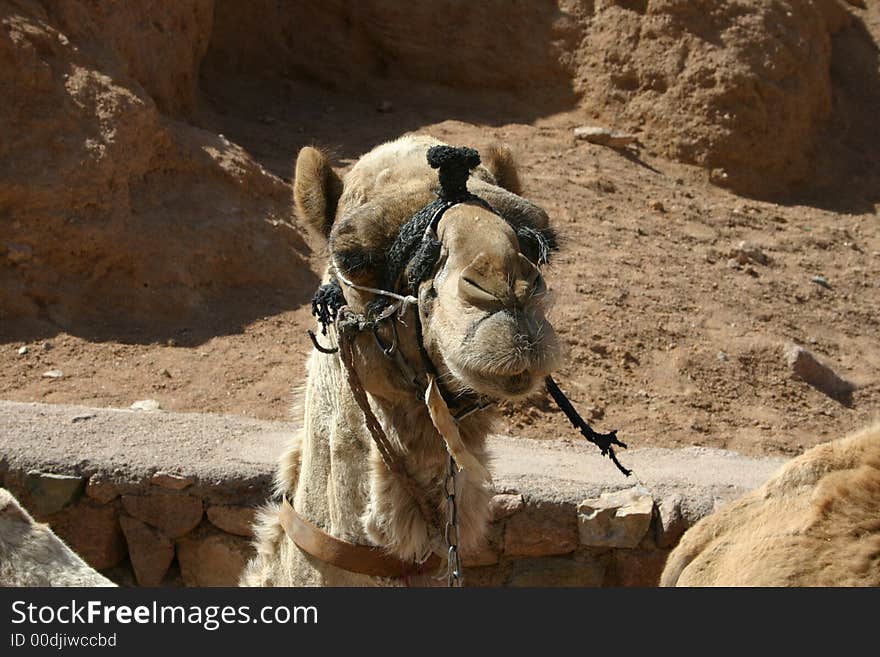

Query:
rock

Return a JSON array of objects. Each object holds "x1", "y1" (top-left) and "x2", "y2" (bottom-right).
[
  {"x1": 710, "y1": 168, "x2": 729, "y2": 184},
  {"x1": 655, "y1": 495, "x2": 687, "y2": 549},
  {"x1": 6, "y1": 243, "x2": 32, "y2": 263},
  {"x1": 503, "y1": 500, "x2": 578, "y2": 557},
  {"x1": 610, "y1": 549, "x2": 671, "y2": 587},
  {"x1": 577, "y1": 486, "x2": 654, "y2": 548},
  {"x1": 690, "y1": 419, "x2": 709, "y2": 434},
  {"x1": 648, "y1": 200, "x2": 666, "y2": 213},
  {"x1": 85, "y1": 474, "x2": 120, "y2": 505},
  {"x1": 41, "y1": 370, "x2": 63, "y2": 379},
  {"x1": 574, "y1": 126, "x2": 638, "y2": 149},
  {"x1": 24, "y1": 471, "x2": 85, "y2": 518},
  {"x1": 589, "y1": 177, "x2": 617, "y2": 194},
  {"x1": 586, "y1": 405, "x2": 605, "y2": 421},
  {"x1": 49, "y1": 2, "x2": 213, "y2": 116},
  {"x1": 150, "y1": 471, "x2": 193, "y2": 491},
  {"x1": 459, "y1": 565, "x2": 506, "y2": 587},
  {"x1": 728, "y1": 241, "x2": 770, "y2": 266},
  {"x1": 130, "y1": 399, "x2": 161, "y2": 411},
  {"x1": 506, "y1": 553, "x2": 605, "y2": 587},
  {"x1": 17, "y1": 346, "x2": 28, "y2": 356},
  {"x1": 48, "y1": 499, "x2": 126, "y2": 570},
  {"x1": 71, "y1": 413, "x2": 96, "y2": 423},
  {"x1": 589, "y1": 342, "x2": 609, "y2": 356},
  {"x1": 810, "y1": 275, "x2": 831, "y2": 289},
  {"x1": 621, "y1": 350, "x2": 639, "y2": 366},
  {"x1": 177, "y1": 528, "x2": 253, "y2": 586},
  {"x1": 121, "y1": 493, "x2": 203, "y2": 538},
  {"x1": 119, "y1": 515, "x2": 175, "y2": 586},
  {"x1": 460, "y1": 523, "x2": 503, "y2": 567},
  {"x1": 488, "y1": 493, "x2": 524, "y2": 522},
  {"x1": 206, "y1": 505, "x2": 256, "y2": 537},
  {"x1": 784, "y1": 344, "x2": 855, "y2": 402}
]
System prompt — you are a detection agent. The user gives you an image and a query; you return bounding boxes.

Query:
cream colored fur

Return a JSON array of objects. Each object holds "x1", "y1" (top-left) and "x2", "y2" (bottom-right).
[
  {"x1": 661, "y1": 424, "x2": 880, "y2": 587},
  {"x1": 0, "y1": 488, "x2": 115, "y2": 587},
  {"x1": 242, "y1": 135, "x2": 560, "y2": 586}
]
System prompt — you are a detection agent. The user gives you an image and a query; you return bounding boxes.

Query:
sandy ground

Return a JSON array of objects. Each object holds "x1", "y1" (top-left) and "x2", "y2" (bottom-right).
[{"x1": 2, "y1": 77, "x2": 878, "y2": 459}]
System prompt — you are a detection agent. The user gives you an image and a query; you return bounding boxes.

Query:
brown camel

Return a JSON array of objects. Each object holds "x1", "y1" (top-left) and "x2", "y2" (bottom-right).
[
  {"x1": 661, "y1": 423, "x2": 880, "y2": 586},
  {"x1": 241, "y1": 135, "x2": 562, "y2": 585},
  {"x1": 0, "y1": 487, "x2": 114, "y2": 586}
]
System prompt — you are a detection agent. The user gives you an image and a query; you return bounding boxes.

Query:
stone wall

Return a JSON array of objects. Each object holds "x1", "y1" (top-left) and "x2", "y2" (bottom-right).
[
  {"x1": 463, "y1": 487, "x2": 681, "y2": 587},
  {"x1": 2, "y1": 470, "x2": 675, "y2": 587},
  {"x1": 0, "y1": 401, "x2": 786, "y2": 587},
  {"x1": 2, "y1": 469, "x2": 256, "y2": 586}
]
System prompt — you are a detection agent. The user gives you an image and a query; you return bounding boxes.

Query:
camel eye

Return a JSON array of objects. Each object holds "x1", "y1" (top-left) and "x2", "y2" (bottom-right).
[
  {"x1": 515, "y1": 225, "x2": 557, "y2": 266},
  {"x1": 532, "y1": 273, "x2": 547, "y2": 296}
]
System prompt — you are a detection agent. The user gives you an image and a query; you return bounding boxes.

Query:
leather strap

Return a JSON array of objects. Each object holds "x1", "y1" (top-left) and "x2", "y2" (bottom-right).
[{"x1": 279, "y1": 496, "x2": 442, "y2": 579}]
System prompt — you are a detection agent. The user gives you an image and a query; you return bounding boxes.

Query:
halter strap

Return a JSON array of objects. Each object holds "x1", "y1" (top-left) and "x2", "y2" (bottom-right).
[{"x1": 279, "y1": 496, "x2": 441, "y2": 579}]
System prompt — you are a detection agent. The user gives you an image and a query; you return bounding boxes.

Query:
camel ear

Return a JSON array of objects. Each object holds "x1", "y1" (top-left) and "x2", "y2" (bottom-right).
[
  {"x1": 482, "y1": 144, "x2": 522, "y2": 195},
  {"x1": 293, "y1": 147, "x2": 343, "y2": 238}
]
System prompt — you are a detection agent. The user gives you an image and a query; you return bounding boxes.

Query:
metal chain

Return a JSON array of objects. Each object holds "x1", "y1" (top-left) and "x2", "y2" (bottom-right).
[{"x1": 445, "y1": 452, "x2": 463, "y2": 587}]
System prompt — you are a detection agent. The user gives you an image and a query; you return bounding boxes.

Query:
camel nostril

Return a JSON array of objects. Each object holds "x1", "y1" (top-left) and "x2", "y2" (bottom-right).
[
  {"x1": 459, "y1": 275, "x2": 502, "y2": 306},
  {"x1": 462, "y1": 276, "x2": 491, "y2": 296}
]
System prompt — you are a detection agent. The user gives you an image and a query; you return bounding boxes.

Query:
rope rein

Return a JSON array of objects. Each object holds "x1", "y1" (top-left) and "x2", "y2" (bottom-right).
[
  {"x1": 545, "y1": 376, "x2": 631, "y2": 476},
  {"x1": 334, "y1": 268, "x2": 419, "y2": 309},
  {"x1": 336, "y1": 321, "x2": 443, "y2": 536}
]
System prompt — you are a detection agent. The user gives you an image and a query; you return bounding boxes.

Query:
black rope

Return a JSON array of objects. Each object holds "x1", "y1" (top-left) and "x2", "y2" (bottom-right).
[
  {"x1": 311, "y1": 277, "x2": 346, "y2": 336},
  {"x1": 545, "y1": 375, "x2": 631, "y2": 477},
  {"x1": 307, "y1": 277, "x2": 346, "y2": 353},
  {"x1": 307, "y1": 329, "x2": 338, "y2": 354}
]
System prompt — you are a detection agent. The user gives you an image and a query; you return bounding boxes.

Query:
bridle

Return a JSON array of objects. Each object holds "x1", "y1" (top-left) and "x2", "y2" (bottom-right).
[{"x1": 295, "y1": 145, "x2": 631, "y2": 587}]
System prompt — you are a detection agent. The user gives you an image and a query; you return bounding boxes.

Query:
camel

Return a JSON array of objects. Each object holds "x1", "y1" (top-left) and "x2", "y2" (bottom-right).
[
  {"x1": 661, "y1": 423, "x2": 880, "y2": 586},
  {"x1": 0, "y1": 487, "x2": 114, "y2": 586},
  {"x1": 240, "y1": 135, "x2": 562, "y2": 586}
]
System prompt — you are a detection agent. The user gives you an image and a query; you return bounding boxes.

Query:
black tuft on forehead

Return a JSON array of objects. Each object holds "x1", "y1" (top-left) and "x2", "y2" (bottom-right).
[{"x1": 427, "y1": 145, "x2": 482, "y2": 202}]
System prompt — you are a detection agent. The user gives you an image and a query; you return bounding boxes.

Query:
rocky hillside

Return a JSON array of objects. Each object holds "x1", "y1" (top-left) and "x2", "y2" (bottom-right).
[{"x1": 1, "y1": 1, "x2": 314, "y2": 336}]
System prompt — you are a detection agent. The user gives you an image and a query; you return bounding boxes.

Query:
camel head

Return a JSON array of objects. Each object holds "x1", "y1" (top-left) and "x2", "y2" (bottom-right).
[
  {"x1": 420, "y1": 199, "x2": 559, "y2": 399},
  {"x1": 294, "y1": 136, "x2": 562, "y2": 404}
]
